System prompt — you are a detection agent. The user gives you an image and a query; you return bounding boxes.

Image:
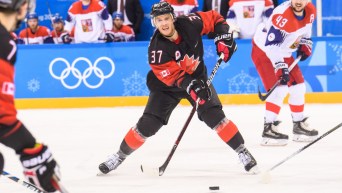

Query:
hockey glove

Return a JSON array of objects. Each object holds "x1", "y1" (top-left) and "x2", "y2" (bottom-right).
[
  {"x1": 186, "y1": 79, "x2": 212, "y2": 105},
  {"x1": 214, "y1": 33, "x2": 237, "y2": 62},
  {"x1": 60, "y1": 32, "x2": 72, "y2": 44},
  {"x1": 20, "y1": 143, "x2": 60, "y2": 192},
  {"x1": 297, "y1": 38, "x2": 312, "y2": 61},
  {"x1": 105, "y1": 31, "x2": 115, "y2": 43},
  {"x1": 274, "y1": 62, "x2": 290, "y2": 85}
]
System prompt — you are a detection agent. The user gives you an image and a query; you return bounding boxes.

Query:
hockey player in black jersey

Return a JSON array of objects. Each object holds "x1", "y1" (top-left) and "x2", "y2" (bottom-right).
[
  {"x1": 0, "y1": 1, "x2": 62, "y2": 192},
  {"x1": 99, "y1": 1, "x2": 258, "y2": 174}
]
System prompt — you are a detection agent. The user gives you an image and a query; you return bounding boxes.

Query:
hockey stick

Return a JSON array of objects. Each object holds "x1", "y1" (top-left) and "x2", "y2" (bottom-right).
[
  {"x1": 51, "y1": 174, "x2": 70, "y2": 193},
  {"x1": 258, "y1": 55, "x2": 302, "y2": 101},
  {"x1": 45, "y1": 0, "x2": 59, "y2": 44},
  {"x1": 141, "y1": 53, "x2": 225, "y2": 176},
  {"x1": 264, "y1": 122, "x2": 342, "y2": 174},
  {"x1": 1, "y1": 170, "x2": 45, "y2": 193}
]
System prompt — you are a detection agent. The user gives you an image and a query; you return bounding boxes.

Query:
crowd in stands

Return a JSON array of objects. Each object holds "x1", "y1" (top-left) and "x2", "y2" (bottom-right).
[{"x1": 13, "y1": 0, "x2": 285, "y2": 45}]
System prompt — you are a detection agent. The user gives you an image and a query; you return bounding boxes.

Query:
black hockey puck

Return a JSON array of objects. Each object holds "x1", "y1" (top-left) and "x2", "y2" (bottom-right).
[{"x1": 209, "y1": 186, "x2": 219, "y2": 190}]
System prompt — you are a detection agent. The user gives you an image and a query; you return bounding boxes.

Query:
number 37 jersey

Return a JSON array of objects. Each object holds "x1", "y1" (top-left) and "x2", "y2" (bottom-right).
[
  {"x1": 253, "y1": 1, "x2": 316, "y2": 65},
  {"x1": 147, "y1": 11, "x2": 228, "y2": 91}
]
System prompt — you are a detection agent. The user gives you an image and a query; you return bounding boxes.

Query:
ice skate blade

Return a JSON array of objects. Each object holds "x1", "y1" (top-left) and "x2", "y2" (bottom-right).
[
  {"x1": 293, "y1": 134, "x2": 318, "y2": 142},
  {"x1": 246, "y1": 165, "x2": 260, "y2": 175},
  {"x1": 261, "y1": 138, "x2": 288, "y2": 146}
]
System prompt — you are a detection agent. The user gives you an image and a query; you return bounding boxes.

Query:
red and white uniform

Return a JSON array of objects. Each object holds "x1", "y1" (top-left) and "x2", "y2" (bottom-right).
[
  {"x1": 51, "y1": 28, "x2": 75, "y2": 44},
  {"x1": 111, "y1": 25, "x2": 135, "y2": 42},
  {"x1": 226, "y1": 0, "x2": 274, "y2": 39},
  {"x1": 18, "y1": 26, "x2": 51, "y2": 44},
  {"x1": 251, "y1": 1, "x2": 316, "y2": 122},
  {"x1": 161, "y1": 0, "x2": 199, "y2": 16},
  {"x1": 65, "y1": 0, "x2": 112, "y2": 43}
]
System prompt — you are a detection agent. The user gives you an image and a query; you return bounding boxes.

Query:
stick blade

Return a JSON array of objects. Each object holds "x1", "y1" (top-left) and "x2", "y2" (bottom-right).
[{"x1": 140, "y1": 165, "x2": 162, "y2": 176}]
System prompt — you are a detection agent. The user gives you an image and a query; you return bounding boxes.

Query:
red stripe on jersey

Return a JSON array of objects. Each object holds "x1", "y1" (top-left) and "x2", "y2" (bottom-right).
[
  {"x1": 272, "y1": 3, "x2": 316, "y2": 33},
  {"x1": 197, "y1": 10, "x2": 226, "y2": 35},
  {"x1": 150, "y1": 61, "x2": 185, "y2": 86},
  {"x1": 69, "y1": 0, "x2": 105, "y2": 15},
  {"x1": 1, "y1": 121, "x2": 21, "y2": 139},
  {"x1": 289, "y1": 104, "x2": 304, "y2": 113},
  {"x1": 19, "y1": 26, "x2": 50, "y2": 39},
  {"x1": 266, "y1": 102, "x2": 281, "y2": 114}
]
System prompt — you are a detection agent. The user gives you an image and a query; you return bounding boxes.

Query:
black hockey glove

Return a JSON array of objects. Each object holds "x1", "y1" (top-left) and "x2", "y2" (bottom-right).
[
  {"x1": 185, "y1": 79, "x2": 212, "y2": 105},
  {"x1": 274, "y1": 62, "x2": 290, "y2": 85},
  {"x1": 60, "y1": 32, "x2": 72, "y2": 44},
  {"x1": 214, "y1": 33, "x2": 237, "y2": 62},
  {"x1": 105, "y1": 31, "x2": 115, "y2": 43},
  {"x1": 297, "y1": 38, "x2": 312, "y2": 61},
  {"x1": 20, "y1": 143, "x2": 60, "y2": 192}
]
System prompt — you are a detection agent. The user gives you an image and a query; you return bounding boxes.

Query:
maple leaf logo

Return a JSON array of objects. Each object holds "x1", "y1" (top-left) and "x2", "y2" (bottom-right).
[{"x1": 177, "y1": 54, "x2": 200, "y2": 74}]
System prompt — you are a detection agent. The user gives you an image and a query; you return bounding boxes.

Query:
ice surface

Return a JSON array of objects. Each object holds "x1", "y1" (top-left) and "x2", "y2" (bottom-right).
[{"x1": 1, "y1": 104, "x2": 341, "y2": 193}]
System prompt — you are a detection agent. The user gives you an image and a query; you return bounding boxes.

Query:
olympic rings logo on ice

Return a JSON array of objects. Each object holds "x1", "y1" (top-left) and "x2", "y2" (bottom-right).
[{"x1": 49, "y1": 57, "x2": 115, "y2": 89}]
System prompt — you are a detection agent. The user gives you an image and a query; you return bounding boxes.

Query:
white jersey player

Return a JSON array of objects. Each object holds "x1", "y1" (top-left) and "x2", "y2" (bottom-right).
[
  {"x1": 64, "y1": 0, "x2": 113, "y2": 43},
  {"x1": 226, "y1": 0, "x2": 274, "y2": 39},
  {"x1": 251, "y1": 0, "x2": 319, "y2": 146}
]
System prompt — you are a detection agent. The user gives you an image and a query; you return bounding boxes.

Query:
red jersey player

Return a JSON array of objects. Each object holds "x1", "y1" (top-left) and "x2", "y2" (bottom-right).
[
  {"x1": 18, "y1": 13, "x2": 53, "y2": 44},
  {"x1": 0, "y1": 0, "x2": 61, "y2": 192},
  {"x1": 98, "y1": 1, "x2": 258, "y2": 175}
]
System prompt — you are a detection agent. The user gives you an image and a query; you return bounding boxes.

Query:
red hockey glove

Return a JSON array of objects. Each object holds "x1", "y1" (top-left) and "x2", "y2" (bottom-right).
[
  {"x1": 214, "y1": 33, "x2": 237, "y2": 62},
  {"x1": 20, "y1": 143, "x2": 60, "y2": 192},
  {"x1": 297, "y1": 38, "x2": 312, "y2": 61},
  {"x1": 186, "y1": 79, "x2": 212, "y2": 105},
  {"x1": 274, "y1": 62, "x2": 290, "y2": 85}
]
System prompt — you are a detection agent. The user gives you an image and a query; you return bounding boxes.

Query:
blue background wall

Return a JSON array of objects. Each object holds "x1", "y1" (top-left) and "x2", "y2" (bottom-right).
[{"x1": 15, "y1": 37, "x2": 342, "y2": 99}]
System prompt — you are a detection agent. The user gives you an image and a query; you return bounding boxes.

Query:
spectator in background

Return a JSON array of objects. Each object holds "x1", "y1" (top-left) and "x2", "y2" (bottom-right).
[
  {"x1": 51, "y1": 14, "x2": 73, "y2": 44},
  {"x1": 203, "y1": 0, "x2": 230, "y2": 18},
  {"x1": 18, "y1": 13, "x2": 54, "y2": 44},
  {"x1": 65, "y1": 0, "x2": 113, "y2": 43},
  {"x1": 107, "y1": 0, "x2": 144, "y2": 35},
  {"x1": 226, "y1": 0, "x2": 274, "y2": 39},
  {"x1": 162, "y1": 0, "x2": 199, "y2": 16},
  {"x1": 110, "y1": 12, "x2": 135, "y2": 42}
]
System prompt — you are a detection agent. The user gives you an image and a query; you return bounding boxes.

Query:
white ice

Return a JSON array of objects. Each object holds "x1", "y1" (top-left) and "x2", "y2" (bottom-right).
[{"x1": 1, "y1": 104, "x2": 341, "y2": 193}]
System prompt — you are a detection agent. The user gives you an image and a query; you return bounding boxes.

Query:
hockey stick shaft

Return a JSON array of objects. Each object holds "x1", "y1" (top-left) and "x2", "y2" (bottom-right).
[
  {"x1": 45, "y1": 0, "x2": 59, "y2": 44},
  {"x1": 267, "y1": 122, "x2": 342, "y2": 172},
  {"x1": 1, "y1": 170, "x2": 46, "y2": 193},
  {"x1": 51, "y1": 175, "x2": 69, "y2": 193},
  {"x1": 258, "y1": 55, "x2": 302, "y2": 101},
  {"x1": 156, "y1": 54, "x2": 225, "y2": 176}
]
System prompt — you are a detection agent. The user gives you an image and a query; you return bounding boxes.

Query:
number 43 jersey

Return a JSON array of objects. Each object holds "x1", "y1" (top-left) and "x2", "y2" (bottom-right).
[{"x1": 253, "y1": 1, "x2": 316, "y2": 65}]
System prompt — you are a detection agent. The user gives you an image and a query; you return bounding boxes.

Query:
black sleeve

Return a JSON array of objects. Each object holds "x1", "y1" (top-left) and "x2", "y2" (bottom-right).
[
  {"x1": 133, "y1": 0, "x2": 144, "y2": 33},
  {"x1": 107, "y1": 0, "x2": 114, "y2": 14},
  {"x1": 203, "y1": 0, "x2": 208, "y2": 12}
]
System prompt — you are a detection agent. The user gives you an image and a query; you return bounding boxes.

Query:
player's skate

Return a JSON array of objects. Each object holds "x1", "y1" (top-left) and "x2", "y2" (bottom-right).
[
  {"x1": 236, "y1": 145, "x2": 259, "y2": 174},
  {"x1": 98, "y1": 153, "x2": 125, "y2": 174},
  {"x1": 261, "y1": 120, "x2": 289, "y2": 146},
  {"x1": 293, "y1": 117, "x2": 318, "y2": 142}
]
